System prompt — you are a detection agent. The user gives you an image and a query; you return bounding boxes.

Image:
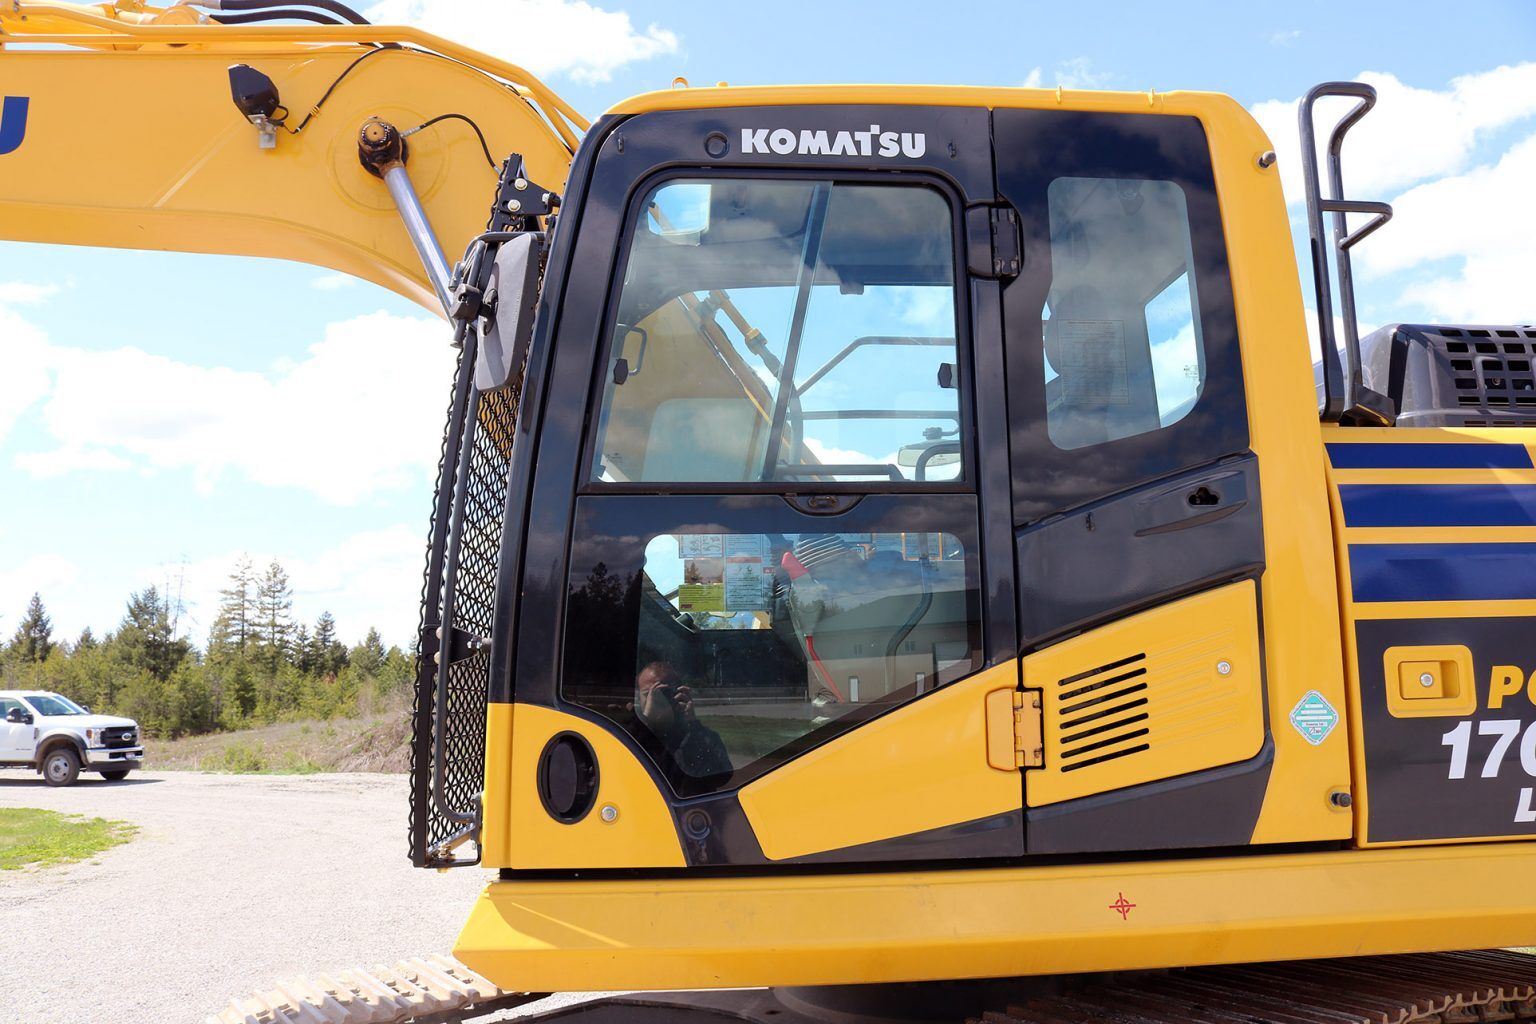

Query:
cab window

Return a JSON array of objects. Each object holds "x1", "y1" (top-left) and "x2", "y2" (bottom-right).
[
  {"x1": 561, "y1": 514, "x2": 981, "y2": 796},
  {"x1": 1042, "y1": 176, "x2": 1204, "y2": 450},
  {"x1": 588, "y1": 178, "x2": 963, "y2": 485}
]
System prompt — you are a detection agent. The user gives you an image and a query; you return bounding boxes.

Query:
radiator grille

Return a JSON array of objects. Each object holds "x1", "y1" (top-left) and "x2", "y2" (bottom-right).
[{"x1": 1437, "y1": 327, "x2": 1536, "y2": 425}]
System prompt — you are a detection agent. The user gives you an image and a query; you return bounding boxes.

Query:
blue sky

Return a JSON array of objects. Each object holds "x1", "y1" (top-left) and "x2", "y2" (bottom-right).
[{"x1": 2, "y1": 0, "x2": 1533, "y2": 648}]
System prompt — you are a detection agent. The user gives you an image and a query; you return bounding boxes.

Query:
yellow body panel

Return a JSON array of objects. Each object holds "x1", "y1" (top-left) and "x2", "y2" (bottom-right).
[
  {"x1": 1024, "y1": 581, "x2": 1265, "y2": 807},
  {"x1": 488, "y1": 703, "x2": 684, "y2": 870},
  {"x1": 1325, "y1": 426, "x2": 1536, "y2": 846},
  {"x1": 455, "y1": 841, "x2": 1536, "y2": 992},
  {"x1": 738, "y1": 663, "x2": 1022, "y2": 860},
  {"x1": 0, "y1": 9, "x2": 578, "y2": 311}
]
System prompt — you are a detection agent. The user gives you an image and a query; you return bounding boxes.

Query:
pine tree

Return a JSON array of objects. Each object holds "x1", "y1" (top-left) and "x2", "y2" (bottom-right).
[
  {"x1": 208, "y1": 556, "x2": 257, "y2": 658},
  {"x1": 294, "y1": 624, "x2": 314, "y2": 674},
  {"x1": 254, "y1": 559, "x2": 294, "y2": 674},
  {"x1": 117, "y1": 586, "x2": 191, "y2": 682},
  {"x1": 226, "y1": 658, "x2": 256, "y2": 722},
  {"x1": 351, "y1": 627, "x2": 386, "y2": 676},
  {"x1": 75, "y1": 626, "x2": 97, "y2": 651},
  {"x1": 312, "y1": 611, "x2": 348, "y2": 677},
  {"x1": 10, "y1": 593, "x2": 54, "y2": 663}
]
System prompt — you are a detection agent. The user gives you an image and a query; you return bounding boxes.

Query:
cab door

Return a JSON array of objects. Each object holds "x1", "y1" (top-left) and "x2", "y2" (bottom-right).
[
  {"x1": 994, "y1": 107, "x2": 1276, "y2": 854},
  {"x1": 508, "y1": 104, "x2": 1025, "y2": 867}
]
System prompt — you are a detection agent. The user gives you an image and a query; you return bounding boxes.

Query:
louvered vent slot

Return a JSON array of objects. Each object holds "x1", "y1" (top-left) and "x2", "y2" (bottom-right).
[
  {"x1": 1435, "y1": 329, "x2": 1536, "y2": 425},
  {"x1": 1056, "y1": 652, "x2": 1151, "y2": 773}
]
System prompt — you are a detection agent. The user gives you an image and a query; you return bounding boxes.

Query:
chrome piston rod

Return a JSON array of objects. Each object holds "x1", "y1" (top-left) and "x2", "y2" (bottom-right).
[
  {"x1": 381, "y1": 162, "x2": 454, "y2": 315},
  {"x1": 358, "y1": 117, "x2": 455, "y2": 317}
]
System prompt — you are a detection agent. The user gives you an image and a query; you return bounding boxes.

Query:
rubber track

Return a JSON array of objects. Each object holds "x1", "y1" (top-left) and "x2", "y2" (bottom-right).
[
  {"x1": 974, "y1": 951, "x2": 1536, "y2": 1024},
  {"x1": 204, "y1": 954, "x2": 546, "y2": 1024}
]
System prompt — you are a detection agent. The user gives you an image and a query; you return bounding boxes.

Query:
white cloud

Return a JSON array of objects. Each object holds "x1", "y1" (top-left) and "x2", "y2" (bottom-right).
[
  {"x1": 0, "y1": 281, "x2": 61, "y2": 305},
  {"x1": 1360, "y1": 132, "x2": 1536, "y2": 322},
  {"x1": 1253, "y1": 64, "x2": 1536, "y2": 328},
  {"x1": 0, "y1": 555, "x2": 81, "y2": 634},
  {"x1": 1021, "y1": 58, "x2": 1112, "y2": 91},
  {"x1": 1251, "y1": 63, "x2": 1536, "y2": 206},
  {"x1": 311, "y1": 273, "x2": 356, "y2": 291},
  {"x1": 10, "y1": 307, "x2": 457, "y2": 504},
  {"x1": 0, "y1": 304, "x2": 54, "y2": 447},
  {"x1": 14, "y1": 446, "x2": 132, "y2": 478},
  {"x1": 366, "y1": 0, "x2": 680, "y2": 85},
  {"x1": 1268, "y1": 29, "x2": 1301, "y2": 46},
  {"x1": 145, "y1": 526, "x2": 427, "y2": 647}
]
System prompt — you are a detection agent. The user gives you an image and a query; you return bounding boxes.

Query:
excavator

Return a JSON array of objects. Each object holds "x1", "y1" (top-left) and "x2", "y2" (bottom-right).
[{"x1": 4, "y1": 3, "x2": 1536, "y2": 1021}]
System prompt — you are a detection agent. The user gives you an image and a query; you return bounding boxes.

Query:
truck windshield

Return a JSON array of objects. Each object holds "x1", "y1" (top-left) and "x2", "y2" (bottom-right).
[{"x1": 25, "y1": 693, "x2": 86, "y2": 716}]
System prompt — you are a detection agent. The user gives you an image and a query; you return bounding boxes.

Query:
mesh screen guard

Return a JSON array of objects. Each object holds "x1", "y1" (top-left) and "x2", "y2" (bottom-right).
[{"x1": 408, "y1": 335, "x2": 520, "y2": 868}]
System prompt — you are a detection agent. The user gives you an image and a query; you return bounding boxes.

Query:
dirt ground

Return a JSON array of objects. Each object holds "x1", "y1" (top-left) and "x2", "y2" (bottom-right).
[{"x1": 0, "y1": 771, "x2": 595, "y2": 1023}]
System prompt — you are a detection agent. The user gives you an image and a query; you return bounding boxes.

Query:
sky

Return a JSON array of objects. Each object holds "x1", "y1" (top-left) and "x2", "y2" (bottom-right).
[{"x1": 1, "y1": 0, "x2": 1534, "y2": 649}]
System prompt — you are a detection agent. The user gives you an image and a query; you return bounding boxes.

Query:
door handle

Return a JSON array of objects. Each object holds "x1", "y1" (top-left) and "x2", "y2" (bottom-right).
[{"x1": 1133, "y1": 469, "x2": 1250, "y2": 536}]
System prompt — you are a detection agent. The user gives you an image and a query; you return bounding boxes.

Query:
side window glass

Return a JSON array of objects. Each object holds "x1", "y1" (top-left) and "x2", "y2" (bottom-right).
[
  {"x1": 589, "y1": 179, "x2": 962, "y2": 484},
  {"x1": 564, "y1": 526, "x2": 979, "y2": 795},
  {"x1": 1042, "y1": 177, "x2": 1204, "y2": 450}
]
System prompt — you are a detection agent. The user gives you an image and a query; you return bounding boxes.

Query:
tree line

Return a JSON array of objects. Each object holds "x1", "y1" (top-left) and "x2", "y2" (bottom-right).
[{"x1": 0, "y1": 556, "x2": 414, "y2": 738}]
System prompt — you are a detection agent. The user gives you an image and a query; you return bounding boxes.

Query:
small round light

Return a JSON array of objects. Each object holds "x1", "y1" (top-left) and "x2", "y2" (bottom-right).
[
  {"x1": 599, "y1": 804, "x2": 618, "y2": 823},
  {"x1": 1216, "y1": 660, "x2": 1232, "y2": 676}
]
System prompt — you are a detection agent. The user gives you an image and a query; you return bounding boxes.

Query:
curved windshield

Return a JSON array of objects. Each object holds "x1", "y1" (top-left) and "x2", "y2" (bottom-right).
[
  {"x1": 24, "y1": 693, "x2": 86, "y2": 716},
  {"x1": 588, "y1": 178, "x2": 963, "y2": 485}
]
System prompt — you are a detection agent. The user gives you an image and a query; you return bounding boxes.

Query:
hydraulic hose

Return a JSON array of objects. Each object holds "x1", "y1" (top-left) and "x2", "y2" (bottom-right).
[
  {"x1": 210, "y1": 8, "x2": 343, "y2": 24},
  {"x1": 184, "y1": 0, "x2": 371, "y2": 25}
]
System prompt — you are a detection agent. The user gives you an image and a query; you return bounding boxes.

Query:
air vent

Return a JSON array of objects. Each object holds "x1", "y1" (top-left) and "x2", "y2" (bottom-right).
[
  {"x1": 1023, "y1": 580, "x2": 1265, "y2": 808},
  {"x1": 1055, "y1": 653, "x2": 1151, "y2": 773},
  {"x1": 1360, "y1": 323, "x2": 1536, "y2": 427}
]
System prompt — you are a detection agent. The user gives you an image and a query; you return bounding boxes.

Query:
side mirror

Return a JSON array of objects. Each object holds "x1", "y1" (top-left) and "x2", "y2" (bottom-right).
[
  {"x1": 475, "y1": 232, "x2": 544, "y2": 393},
  {"x1": 5, "y1": 708, "x2": 30, "y2": 725},
  {"x1": 81, "y1": 705, "x2": 91, "y2": 714}
]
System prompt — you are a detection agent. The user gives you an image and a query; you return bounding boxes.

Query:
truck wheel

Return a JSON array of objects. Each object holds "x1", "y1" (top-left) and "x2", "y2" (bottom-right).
[
  {"x1": 100, "y1": 770, "x2": 131, "y2": 781},
  {"x1": 41, "y1": 747, "x2": 81, "y2": 787}
]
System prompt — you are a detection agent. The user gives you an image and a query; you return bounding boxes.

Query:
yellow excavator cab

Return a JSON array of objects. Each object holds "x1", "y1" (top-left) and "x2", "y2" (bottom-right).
[{"x1": 5, "y1": 4, "x2": 1536, "y2": 1020}]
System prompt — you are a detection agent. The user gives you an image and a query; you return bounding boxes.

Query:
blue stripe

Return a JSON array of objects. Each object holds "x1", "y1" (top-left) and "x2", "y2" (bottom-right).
[
  {"x1": 1351, "y1": 543, "x2": 1536, "y2": 602},
  {"x1": 1339, "y1": 484, "x2": 1536, "y2": 527},
  {"x1": 1327, "y1": 442, "x2": 1532, "y2": 470}
]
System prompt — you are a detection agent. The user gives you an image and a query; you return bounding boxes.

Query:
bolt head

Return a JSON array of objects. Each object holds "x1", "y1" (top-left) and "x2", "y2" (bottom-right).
[
  {"x1": 1216, "y1": 660, "x2": 1232, "y2": 676},
  {"x1": 513, "y1": 177, "x2": 528, "y2": 191},
  {"x1": 1419, "y1": 672, "x2": 1436, "y2": 688},
  {"x1": 505, "y1": 199, "x2": 522, "y2": 213},
  {"x1": 599, "y1": 804, "x2": 618, "y2": 823}
]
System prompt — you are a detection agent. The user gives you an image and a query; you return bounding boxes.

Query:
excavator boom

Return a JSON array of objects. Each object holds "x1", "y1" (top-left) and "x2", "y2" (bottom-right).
[{"x1": 0, "y1": 0, "x2": 582, "y2": 309}]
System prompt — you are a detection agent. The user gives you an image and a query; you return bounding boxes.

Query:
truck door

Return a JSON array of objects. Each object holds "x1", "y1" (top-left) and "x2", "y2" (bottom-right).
[
  {"x1": 0, "y1": 697, "x2": 32, "y2": 760},
  {"x1": 508, "y1": 104, "x2": 1026, "y2": 867},
  {"x1": 994, "y1": 107, "x2": 1276, "y2": 854}
]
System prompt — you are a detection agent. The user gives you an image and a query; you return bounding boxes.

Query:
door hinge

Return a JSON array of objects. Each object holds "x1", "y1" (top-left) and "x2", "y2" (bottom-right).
[
  {"x1": 987, "y1": 686, "x2": 1044, "y2": 771},
  {"x1": 965, "y1": 204, "x2": 1023, "y2": 281},
  {"x1": 1013, "y1": 689, "x2": 1044, "y2": 769}
]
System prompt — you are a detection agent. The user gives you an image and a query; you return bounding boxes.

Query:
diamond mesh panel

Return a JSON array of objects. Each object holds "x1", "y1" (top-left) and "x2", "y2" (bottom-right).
[{"x1": 409, "y1": 352, "x2": 520, "y2": 865}]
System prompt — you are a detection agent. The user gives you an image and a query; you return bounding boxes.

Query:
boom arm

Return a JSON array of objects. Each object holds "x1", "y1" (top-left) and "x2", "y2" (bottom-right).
[{"x1": 0, "y1": 1, "x2": 585, "y2": 311}]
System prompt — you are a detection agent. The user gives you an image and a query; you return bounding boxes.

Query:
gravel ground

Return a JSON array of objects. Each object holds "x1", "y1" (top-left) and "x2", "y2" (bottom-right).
[{"x1": 0, "y1": 771, "x2": 595, "y2": 1024}]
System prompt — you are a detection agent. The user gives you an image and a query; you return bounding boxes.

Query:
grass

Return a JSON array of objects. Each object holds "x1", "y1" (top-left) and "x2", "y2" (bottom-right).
[
  {"x1": 0, "y1": 808, "x2": 137, "y2": 870},
  {"x1": 149, "y1": 697, "x2": 411, "y2": 775}
]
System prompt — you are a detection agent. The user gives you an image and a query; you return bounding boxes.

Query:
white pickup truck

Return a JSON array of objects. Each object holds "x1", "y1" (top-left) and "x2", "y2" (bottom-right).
[{"x1": 0, "y1": 690, "x2": 144, "y2": 786}]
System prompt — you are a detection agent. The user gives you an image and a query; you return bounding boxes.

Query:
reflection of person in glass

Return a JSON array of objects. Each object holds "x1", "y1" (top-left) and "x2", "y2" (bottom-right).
[{"x1": 635, "y1": 661, "x2": 732, "y2": 778}]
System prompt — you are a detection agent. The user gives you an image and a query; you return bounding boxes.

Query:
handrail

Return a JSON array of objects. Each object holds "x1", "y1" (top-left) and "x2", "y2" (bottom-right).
[
  {"x1": 1, "y1": 1, "x2": 589, "y2": 150},
  {"x1": 1298, "y1": 81, "x2": 1395, "y2": 425}
]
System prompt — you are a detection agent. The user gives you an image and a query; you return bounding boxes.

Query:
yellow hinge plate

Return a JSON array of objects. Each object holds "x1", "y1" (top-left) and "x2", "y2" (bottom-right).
[{"x1": 1014, "y1": 689, "x2": 1044, "y2": 769}]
